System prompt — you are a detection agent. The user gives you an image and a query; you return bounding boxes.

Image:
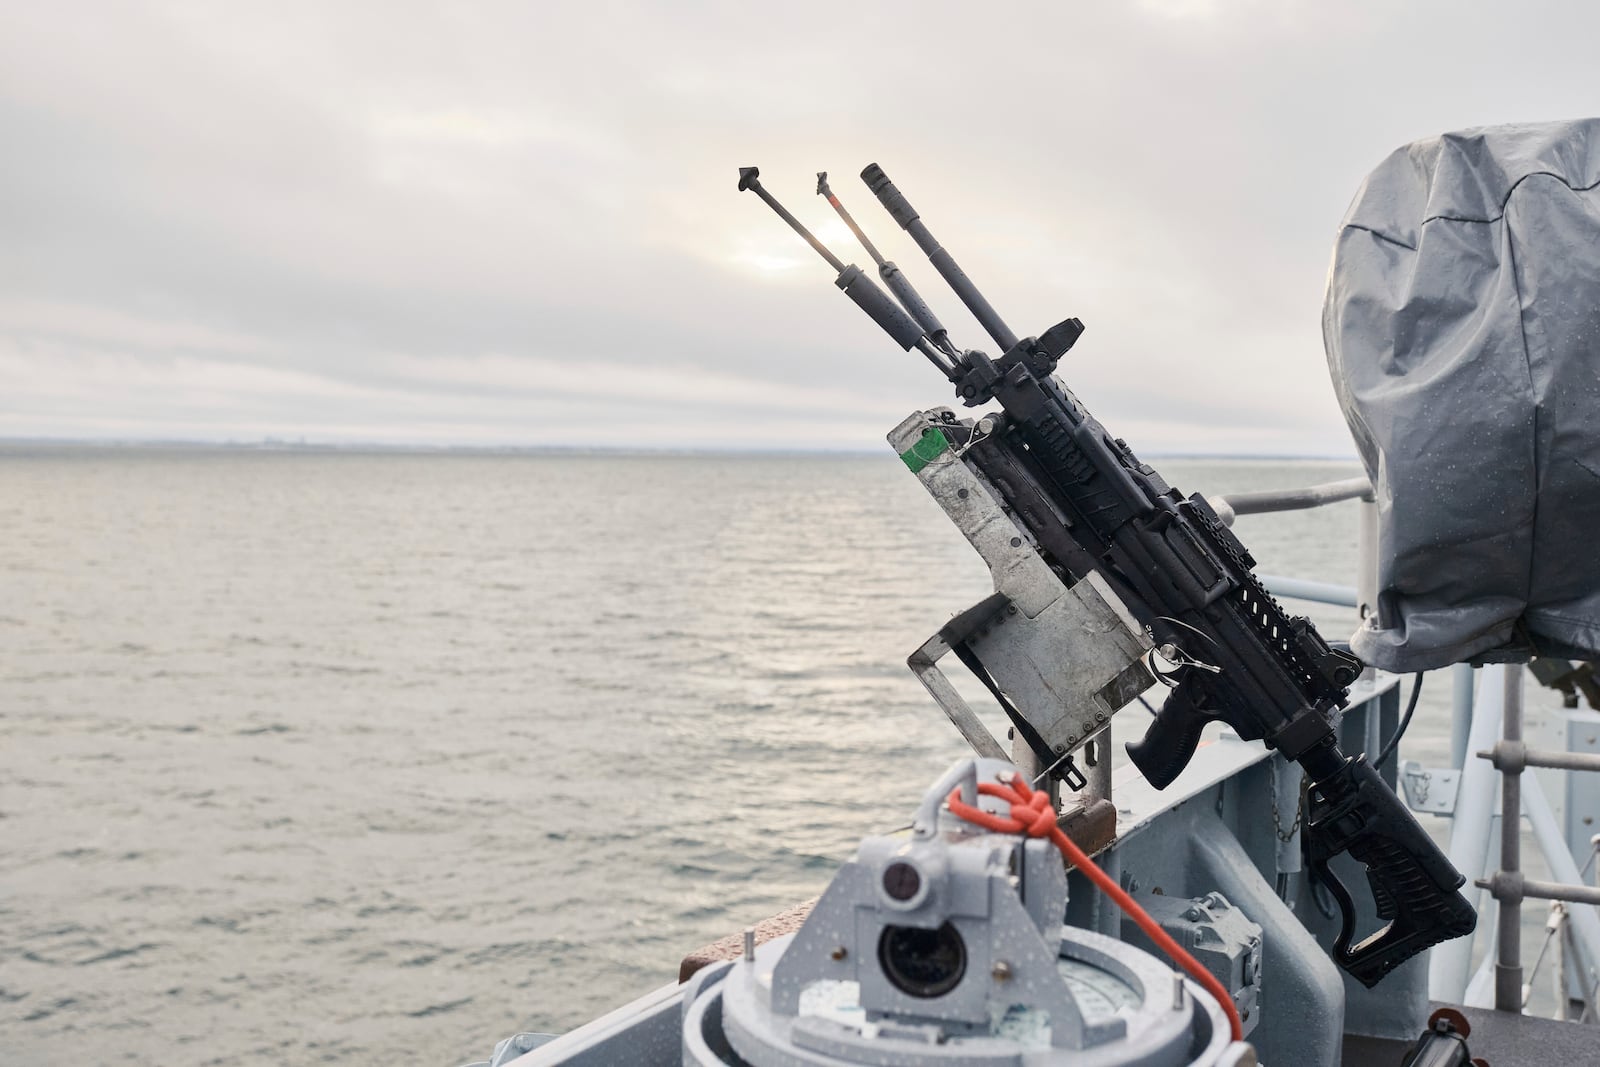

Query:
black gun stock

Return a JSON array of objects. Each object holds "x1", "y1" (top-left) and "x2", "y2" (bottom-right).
[
  {"x1": 1304, "y1": 747, "x2": 1479, "y2": 985},
  {"x1": 738, "y1": 163, "x2": 1476, "y2": 986}
]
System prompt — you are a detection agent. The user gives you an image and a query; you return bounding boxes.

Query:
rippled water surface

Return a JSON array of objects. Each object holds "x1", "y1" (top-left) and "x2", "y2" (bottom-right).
[{"x1": 2, "y1": 448, "x2": 1483, "y2": 1064}]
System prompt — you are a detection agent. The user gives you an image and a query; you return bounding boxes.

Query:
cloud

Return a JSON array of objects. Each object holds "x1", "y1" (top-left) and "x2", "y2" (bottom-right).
[{"x1": 3, "y1": 2, "x2": 1599, "y2": 453}]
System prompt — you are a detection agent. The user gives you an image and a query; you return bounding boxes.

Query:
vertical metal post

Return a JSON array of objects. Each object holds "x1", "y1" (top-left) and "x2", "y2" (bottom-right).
[
  {"x1": 1556, "y1": 905, "x2": 1570, "y2": 1021},
  {"x1": 1431, "y1": 664, "x2": 1508, "y2": 1001},
  {"x1": 1364, "y1": 689, "x2": 1385, "y2": 771},
  {"x1": 1013, "y1": 732, "x2": 1042, "y2": 791},
  {"x1": 1272, "y1": 755, "x2": 1305, "y2": 881},
  {"x1": 1079, "y1": 723, "x2": 1115, "y2": 937},
  {"x1": 1356, "y1": 497, "x2": 1379, "y2": 629},
  {"x1": 1452, "y1": 663, "x2": 1476, "y2": 771},
  {"x1": 1013, "y1": 729, "x2": 1061, "y2": 811},
  {"x1": 1494, "y1": 665, "x2": 1525, "y2": 1012}
]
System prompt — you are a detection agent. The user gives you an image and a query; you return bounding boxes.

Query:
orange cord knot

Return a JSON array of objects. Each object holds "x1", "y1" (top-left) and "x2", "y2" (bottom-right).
[{"x1": 946, "y1": 776, "x2": 1056, "y2": 837}]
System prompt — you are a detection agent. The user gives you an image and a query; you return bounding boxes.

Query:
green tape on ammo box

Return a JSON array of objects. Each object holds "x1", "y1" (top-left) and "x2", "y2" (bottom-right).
[{"x1": 899, "y1": 428, "x2": 950, "y2": 473}]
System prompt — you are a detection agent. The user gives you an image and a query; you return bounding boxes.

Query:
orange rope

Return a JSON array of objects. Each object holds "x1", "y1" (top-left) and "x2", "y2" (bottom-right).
[{"x1": 946, "y1": 776, "x2": 1244, "y2": 1042}]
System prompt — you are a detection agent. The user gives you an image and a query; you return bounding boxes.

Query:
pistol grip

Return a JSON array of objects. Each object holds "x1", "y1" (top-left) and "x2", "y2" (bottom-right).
[{"x1": 1125, "y1": 677, "x2": 1211, "y2": 790}]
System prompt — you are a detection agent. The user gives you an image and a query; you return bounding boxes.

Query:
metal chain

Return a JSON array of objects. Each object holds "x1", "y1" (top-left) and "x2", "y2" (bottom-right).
[{"x1": 1271, "y1": 780, "x2": 1304, "y2": 843}]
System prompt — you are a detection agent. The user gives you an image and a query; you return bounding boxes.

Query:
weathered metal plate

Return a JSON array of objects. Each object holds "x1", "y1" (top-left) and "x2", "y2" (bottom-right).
[{"x1": 1399, "y1": 761, "x2": 1460, "y2": 816}]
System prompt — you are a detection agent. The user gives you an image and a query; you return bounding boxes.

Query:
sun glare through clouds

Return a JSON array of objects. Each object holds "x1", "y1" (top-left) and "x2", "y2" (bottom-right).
[{"x1": 730, "y1": 218, "x2": 859, "y2": 276}]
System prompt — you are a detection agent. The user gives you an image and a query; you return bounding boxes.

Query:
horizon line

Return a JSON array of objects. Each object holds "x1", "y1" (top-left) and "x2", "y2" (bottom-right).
[{"x1": 0, "y1": 435, "x2": 1362, "y2": 463}]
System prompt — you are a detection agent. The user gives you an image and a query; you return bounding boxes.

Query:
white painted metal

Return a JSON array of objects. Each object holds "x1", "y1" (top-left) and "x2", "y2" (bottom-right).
[
  {"x1": 1495, "y1": 668, "x2": 1525, "y2": 1012},
  {"x1": 1356, "y1": 497, "x2": 1378, "y2": 627},
  {"x1": 1431, "y1": 665, "x2": 1509, "y2": 1001},
  {"x1": 1452, "y1": 664, "x2": 1476, "y2": 771},
  {"x1": 1257, "y1": 575, "x2": 1359, "y2": 608}
]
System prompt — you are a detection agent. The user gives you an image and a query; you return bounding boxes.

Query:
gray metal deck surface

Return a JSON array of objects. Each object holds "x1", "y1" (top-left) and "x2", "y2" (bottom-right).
[{"x1": 1341, "y1": 1001, "x2": 1597, "y2": 1065}]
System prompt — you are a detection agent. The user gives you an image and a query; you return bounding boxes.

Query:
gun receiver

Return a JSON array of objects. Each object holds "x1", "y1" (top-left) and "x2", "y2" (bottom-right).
[{"x1": 737, "y1": 163, "x2": 1476, "y2": 986}]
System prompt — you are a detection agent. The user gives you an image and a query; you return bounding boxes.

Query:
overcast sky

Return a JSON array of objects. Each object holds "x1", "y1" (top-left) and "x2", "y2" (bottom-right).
[{"x1": 3, "y1": 1, "x2": 1598, "y2": 454}]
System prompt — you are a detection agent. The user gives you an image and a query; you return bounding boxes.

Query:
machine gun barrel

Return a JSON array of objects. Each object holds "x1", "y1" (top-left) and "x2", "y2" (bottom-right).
[
  {"x1": 816, "y1": 172, "x2": 952, "y2": 353},
  {"x1": 861, "y1": 163, "x2": 1020, "y2": 352}
]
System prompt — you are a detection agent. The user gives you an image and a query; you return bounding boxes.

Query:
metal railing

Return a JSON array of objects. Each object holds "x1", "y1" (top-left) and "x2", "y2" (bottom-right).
[
  {"x1": 1471, "y1": 666, "x2": 1600, "y2": 1011},
  {"x1": 1216, "y1": 474, "x2": 1600, "y2": 1021},
  {"x1": 1208, "y1": 476, "x2": 1372, "y2": 528}
]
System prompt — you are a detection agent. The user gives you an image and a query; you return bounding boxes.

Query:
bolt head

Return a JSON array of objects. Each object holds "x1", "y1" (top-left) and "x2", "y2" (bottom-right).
[{"x1": 991, "y1": 960, "x2": 1013, "y2": 982}]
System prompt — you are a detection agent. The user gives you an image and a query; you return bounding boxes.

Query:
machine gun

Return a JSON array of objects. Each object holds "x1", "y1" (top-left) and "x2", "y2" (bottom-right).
[{"x1": 738, "y1": 163, "x2": 1476, "y2": 987}]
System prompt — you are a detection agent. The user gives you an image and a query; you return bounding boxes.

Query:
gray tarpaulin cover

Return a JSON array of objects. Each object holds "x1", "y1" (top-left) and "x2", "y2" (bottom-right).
[{"x1": 1324, "y1": 119, "x2": 1600, "y2": 672}]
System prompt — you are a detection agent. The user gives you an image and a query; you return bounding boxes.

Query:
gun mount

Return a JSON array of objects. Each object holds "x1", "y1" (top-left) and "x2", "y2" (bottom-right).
[{"x1": 737, "y1": 162, "x2": 1475, "y2": 988}]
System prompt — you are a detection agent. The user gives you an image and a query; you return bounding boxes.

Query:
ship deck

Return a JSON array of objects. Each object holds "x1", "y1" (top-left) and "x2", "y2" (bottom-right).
[{"x1": 1343, "y1": 1001, "x2": 1595, "y2": 1064}]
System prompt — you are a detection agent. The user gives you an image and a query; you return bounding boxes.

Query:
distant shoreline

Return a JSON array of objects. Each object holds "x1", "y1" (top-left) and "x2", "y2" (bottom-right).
[{"x1": 0, "y1": 438, "x2": 1361, "y2": 462}]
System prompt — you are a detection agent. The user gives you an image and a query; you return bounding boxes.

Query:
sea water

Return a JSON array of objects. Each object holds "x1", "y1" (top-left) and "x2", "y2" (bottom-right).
[{"x1": 0, "y1": 448, "x2": 1537, "y2": 1064}]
